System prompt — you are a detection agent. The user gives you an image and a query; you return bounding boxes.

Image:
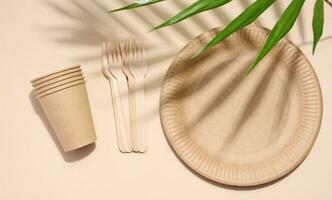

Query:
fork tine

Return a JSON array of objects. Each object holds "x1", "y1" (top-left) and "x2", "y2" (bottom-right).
[
  {"x1": 117, "y1": 43, "x2": 122, "y2": 62},
  {"x1": 115, "y1": 41, "x2": 120, "y2": 63},
  {"x1": 142, "y1": 42, "x2": 147, "y2": 62},
  {"x1": 130, "y1": 40, "x2": 135, "y2": 61},
  {"x1": 132, "y1": 41, "x2": 135, "y2": 60},
  {"x1": 106, "y1": 41, "x2": 113, "y2": 73},
  {"x1": 131, "y1": 40, "x2": 135, "y2": 61},
  {"x1": 108, "y1": 41, "x2": 113, "y2": 63},
  {"x1": 139, "y1": 42, "x2": 142, "y2": 62},
  {"x1": 135, "y1": 40, "x2": 140, "y2": 61},
  {"x1": 101, "y1": 42, "x2": 109, "y2": 78},
  {"x1": 137, "y1": 40, "x2": 142, "y2": 60},
  {"x1": 111, "y1": 41, "x2": 116, "y2": 63},
  {"x1": 141, "y1": 42, "x2": 145, "y2": 61},
  {"x1": 113, "y1": 43, "x2": 119, "y2": 63},
  {"x1": 121, "y1": 40, "x2": 129, "y2": 65},
  {"x1": 115, "y1": 42, "x2": 119, "y2": 62}
]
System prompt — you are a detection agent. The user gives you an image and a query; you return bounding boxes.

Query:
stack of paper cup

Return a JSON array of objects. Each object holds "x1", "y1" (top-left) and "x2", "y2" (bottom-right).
[{"x1": 31, "y1": 65, "x2": 97, "y2": 152}]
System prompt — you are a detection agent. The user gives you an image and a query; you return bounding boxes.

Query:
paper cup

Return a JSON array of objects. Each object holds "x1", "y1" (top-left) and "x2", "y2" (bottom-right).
[
  {"x1": 31, "y1": 66, "x2": 97, "y2": 152},
  {"x1": 32, "y1": 65, "x2": 81, "y2": 86}
]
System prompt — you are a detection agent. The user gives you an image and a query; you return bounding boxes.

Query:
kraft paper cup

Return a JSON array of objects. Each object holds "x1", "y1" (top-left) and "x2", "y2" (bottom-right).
[
  {"x1": 31, "y1": 67, "x2": 97, "y2": 152},
  {"x1": 32, "y1": 65, "x2": 81, "y2": 86}
]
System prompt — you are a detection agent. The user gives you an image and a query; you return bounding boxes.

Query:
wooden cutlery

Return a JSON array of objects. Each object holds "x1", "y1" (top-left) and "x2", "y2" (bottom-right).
[{"x1": 102, "y1": 40, "x2": 148, "y2": 153}]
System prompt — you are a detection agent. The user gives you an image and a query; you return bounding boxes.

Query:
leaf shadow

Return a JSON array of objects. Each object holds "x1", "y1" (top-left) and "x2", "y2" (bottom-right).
[{"x1": 218, "y1": 49, "x2": 296, "y2": 150}]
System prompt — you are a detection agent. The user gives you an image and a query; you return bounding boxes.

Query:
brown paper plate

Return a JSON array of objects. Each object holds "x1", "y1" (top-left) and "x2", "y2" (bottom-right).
[{"x1": 160, "y1": 26, "x2": 323, "y2": 186}]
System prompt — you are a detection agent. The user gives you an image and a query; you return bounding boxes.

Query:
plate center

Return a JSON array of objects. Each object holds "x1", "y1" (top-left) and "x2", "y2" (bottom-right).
[{"x1": 180, "y1": 47, "x2": 302, "y2": 165}]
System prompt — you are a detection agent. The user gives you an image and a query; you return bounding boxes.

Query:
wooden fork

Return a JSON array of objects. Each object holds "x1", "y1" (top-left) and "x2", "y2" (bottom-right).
[{"x1": 102, "y1": 41, "x2": 132, "y2": 153}]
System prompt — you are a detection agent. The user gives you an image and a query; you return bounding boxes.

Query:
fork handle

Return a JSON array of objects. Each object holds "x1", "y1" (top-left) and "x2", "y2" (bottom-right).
[
  {"x1": 107, "y1": 79, "x2": 127, "y2": 153},
  {"x1": 127, "y1": 77, "x2": 139, "y2": 152},
  {"x1": 112, "y1": 79, "x2": 131, "y2": 153},
  {"x1": 116, "y1": 77, "x2": 132, "y2": 151},
  {"x1": 133, "y1": 76, "x2": 148, "y2": 153}
]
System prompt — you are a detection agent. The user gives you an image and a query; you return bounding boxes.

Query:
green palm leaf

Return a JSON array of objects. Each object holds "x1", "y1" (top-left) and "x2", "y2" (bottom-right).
[
  {"x1": 109, "y1": 0, "x2": 165, "y2": 13},
  {"x1": 110, "y1": 0, "x2": 327, "y2": 74},
  {"x1": 312, "y1": 0, "x2": 324, "y2": 54},
  {"x1": 192, "y1": 0, "x2": 276, "y2": 58},
  {"x1": 246, "y1": 0, "x2": 305, "y2": 74},
  {"x1": 152, "y1": 0, "x2": 232, "y2": 31}
]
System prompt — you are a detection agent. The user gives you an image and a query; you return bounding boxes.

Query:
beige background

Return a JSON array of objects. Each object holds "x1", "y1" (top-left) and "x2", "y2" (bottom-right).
[{"x1": 1, "y1": 0, "x2": 332, "y2": 199}]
